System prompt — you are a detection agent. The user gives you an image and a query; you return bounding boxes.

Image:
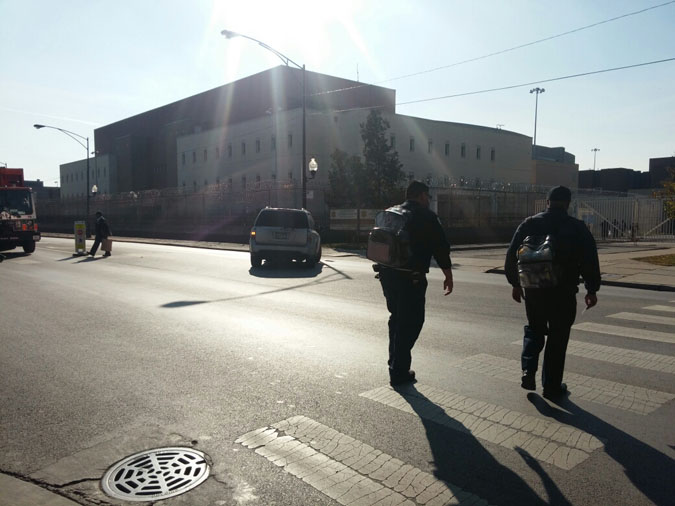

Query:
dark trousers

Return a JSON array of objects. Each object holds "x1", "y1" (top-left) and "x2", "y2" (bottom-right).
[
  {"x1": 89, "y1": 236, "x2": 102, "y2": 255},
  {"x1": 522, "y1": 288, "x2": 577, "y2": 390},
  {"x1": 379, "y1": 269, "x2": 428, "y2": 377}
]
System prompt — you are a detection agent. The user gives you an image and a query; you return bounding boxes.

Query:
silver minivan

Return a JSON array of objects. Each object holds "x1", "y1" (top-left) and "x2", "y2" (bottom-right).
[{"x1": 249, "y1": 208, "x2": 321, "y2": 267}]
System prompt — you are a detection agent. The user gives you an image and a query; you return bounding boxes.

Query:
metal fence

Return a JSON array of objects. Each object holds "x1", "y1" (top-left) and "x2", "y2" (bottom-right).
[
  {"x1": 534, "y1": 194, "x2": 674, "y2": 242},
  {"x1": 37, "y1": 182, "x2": 674, "y2": 244}
]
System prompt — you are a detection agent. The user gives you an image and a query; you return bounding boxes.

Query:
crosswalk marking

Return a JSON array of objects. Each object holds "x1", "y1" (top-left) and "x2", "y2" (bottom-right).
[
  {"x1": 573, "y1": 322, "x2": 675, "y2": 344},
  {"x1": 360, "y1": 385, "x2": 603, "y2": 471},
  {"x1": 643, "y1": 305, "x2": 675, "y2": 313},
  {"x1": 453, "y1": 354, "x2": 674, "y2": 415},
  {"x1": 609, "y1": 312, "x2": 675, "y2": 326},
  {"x1": 236, "y1": 416, "x2": 493, "y2": 506},
  {"x1": 511, "y1": 340, "x2": 675, "y2": 374}
]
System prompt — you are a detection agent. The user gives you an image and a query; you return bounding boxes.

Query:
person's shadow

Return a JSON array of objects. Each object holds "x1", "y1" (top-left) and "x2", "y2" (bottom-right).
[
  {"x1": 528, "y1": 393, "x2": 674, "y2": 506},
  {"x1": 397, "y1": 384, "x2": 570, "y2": 505}
]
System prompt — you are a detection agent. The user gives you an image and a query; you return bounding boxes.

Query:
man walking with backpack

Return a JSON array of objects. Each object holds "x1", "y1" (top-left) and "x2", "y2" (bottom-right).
[
  {"x1": 374, "y1": 181, "x2": 454, "y2": 387},
  {"x1": 505, "y1": 186, "x2": 600, "y2": 399}
]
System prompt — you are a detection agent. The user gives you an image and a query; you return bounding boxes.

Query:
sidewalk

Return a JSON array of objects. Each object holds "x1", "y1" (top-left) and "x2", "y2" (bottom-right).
[
  {"x1": 42, "y1": 233, "x2": 675, "y2": 291},
  {"x1": 0, "y1": 474, "x2": 79, "y2": 506}
]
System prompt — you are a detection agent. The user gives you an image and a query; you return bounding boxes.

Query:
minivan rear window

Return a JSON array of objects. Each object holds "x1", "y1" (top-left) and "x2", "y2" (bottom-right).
[{"x1": 255, "y1": 210, "x2": 308, "y2": 229}]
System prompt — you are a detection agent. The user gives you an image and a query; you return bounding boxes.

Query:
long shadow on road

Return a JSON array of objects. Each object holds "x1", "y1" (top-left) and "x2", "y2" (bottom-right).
[
  {"x1": 398, "y1": 384, "x2": 567, "y2": 505},
  {"x1": 161, "y1": 261, "x2": 353, "y2": 308},
  {"x1": 527, "y1": 393, "x2": 675, "y2": 506}
]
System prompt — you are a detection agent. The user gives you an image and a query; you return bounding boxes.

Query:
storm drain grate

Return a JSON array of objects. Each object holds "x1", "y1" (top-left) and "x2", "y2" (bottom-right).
[{"x1": 101, "y1": 447, "x2": 210, "y2": 501}]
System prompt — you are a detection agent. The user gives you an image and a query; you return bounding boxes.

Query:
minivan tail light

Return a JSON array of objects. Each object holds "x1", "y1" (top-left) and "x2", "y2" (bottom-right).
[{"x1": 251, "y1": 230, "x2": 256, "y2": 237}]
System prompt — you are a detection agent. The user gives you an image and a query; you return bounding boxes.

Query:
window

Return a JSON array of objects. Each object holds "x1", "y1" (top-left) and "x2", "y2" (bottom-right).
[
  {"x1": 228, "y1": 177, "x2": 233, "y2": 186},
  {"x1": 192, "y1": 151, "x2": 196, "y2": 163},
  {"x1": 288, "y1": 134, "x2": 293, "y2": 148},
  {"x1": 476, "y1": 146, "x2": 481, "y2": 160},
  {"x1": 445, "y1": 143, "x2": 450, "y2": 156},
  {"x1": 408, "y1": 171, "x2": 414, "y2": 180},
  {"x1": 216, "y1": 147, "x2": 220, "y2": 159},
  {"x1": 271, "y1": 136, "x2": 276, "y2": 151},
  {"x1": 271, "y1": 174, "x2": 277, "y2": 181},
  {"x1": 409, "y1": 138, "x2": 415, "y2": 152},
  {"x1": 256, "y1": 139, "x2": 261, "y2": 153},
  {"x1": 204, "y1": 179, "x2": 208, "y2": 186},
  {"x1": 228, "y1": 143, "x2": 232, "y2": 158},
  {"x1": 256, "y1": 174, "x2": 261, "y2": 182},
  {"x1": 182, "y1": 153, "x2": 186, "y2": 165},
  {"x1": 103, "y1": 167, "x2": 106, "y2": 176},
  {"x1": 461, "y1": 143, "x2": 466, "y2": 158},
  {"x1": 491, "y1": 147, "x2": 496, "y2": 162},
  {"x1": 428, "y1": 140, "x2": 433, "y2": 154},
  {"x1": 390, "y1": 135, "x2": 396, "y2": 148},
  {"x1": 203, "y1": 149, "x2": 207, "y2": 162},
  {"x1": 241, "y1": 142, "x2": 246, "y2": 155},
  {"x1": 216, "y1": 177, "x2": 220, "y2": 184},
  {"x1": 288, "y1": 171, "x2": 293, "y2": 180},
  {"x1": 241, "y1": 175, "x2": 246, "y2": 187}
]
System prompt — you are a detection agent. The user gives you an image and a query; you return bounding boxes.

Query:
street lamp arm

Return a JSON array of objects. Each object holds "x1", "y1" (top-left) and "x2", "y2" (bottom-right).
[
  {"x1": 220, "y1": 30, "x2": 302, "y2": 69},
  {"x1": 34, "y1": 124, "x2": 88, "y2": 151}
]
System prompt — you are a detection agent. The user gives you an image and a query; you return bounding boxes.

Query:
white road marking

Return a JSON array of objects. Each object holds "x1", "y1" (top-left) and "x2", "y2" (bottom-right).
[
  {"x1": 643, "y1": 305, "x2": 675, "y2": 313},
  {"x1": 609, "y1": 312, "x2": 675, "y2": 326},
  {"x1": 236, "y1": 416, "x2": 493, "y2": 505},
  {"x1": 573, "y1": 322, "x2": 675, "y2": 344},
  {"x1": 453, "y1": 354, "x2": 674, "y2": 415},
  {"x1": 361, "y1": 385, "x2": 603, "y2": 471},
  {"x1": 511, "y1": 340, "x2": 675, "y2": 374}
]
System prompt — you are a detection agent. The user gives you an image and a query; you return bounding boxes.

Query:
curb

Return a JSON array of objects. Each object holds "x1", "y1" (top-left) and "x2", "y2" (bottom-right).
[{"x1": 484, "y1": 268, "x2": 675, "y2": 292}]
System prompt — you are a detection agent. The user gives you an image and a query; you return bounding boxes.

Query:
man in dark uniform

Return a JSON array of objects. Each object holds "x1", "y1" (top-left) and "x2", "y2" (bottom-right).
[
  {"x1": 88, "y1": 211, "x2": 112, "y2": 257},
  {"x1": 378, "y1": 181, "x2": 453, "y2": 386},
  {"x1": 505, "y1": 186, "x2": 601, "y2": 399}
]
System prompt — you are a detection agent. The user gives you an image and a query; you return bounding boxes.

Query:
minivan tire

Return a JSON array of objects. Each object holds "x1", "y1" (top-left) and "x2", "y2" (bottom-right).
[
  {"x1": 250, "y1": 254, "x2": 262, "y2": 268},
  {"x1": 23, "y1": 241, "x2": 36, "y2": 254}
]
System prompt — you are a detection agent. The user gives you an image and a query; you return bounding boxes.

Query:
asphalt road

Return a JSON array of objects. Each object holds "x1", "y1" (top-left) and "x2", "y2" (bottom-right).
[{"x1": 1, "y1": 237, "x2": 674, "y2": 506}]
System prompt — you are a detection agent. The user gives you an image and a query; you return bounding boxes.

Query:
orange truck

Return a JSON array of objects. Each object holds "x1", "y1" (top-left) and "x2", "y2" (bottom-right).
[{"x1": 0, "y1": 168, "x2": 41, "y2": 253}]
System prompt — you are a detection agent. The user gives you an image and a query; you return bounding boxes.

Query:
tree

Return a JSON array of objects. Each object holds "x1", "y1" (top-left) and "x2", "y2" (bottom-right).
[
  {"x1": 656, "y1": 165, "x2": 675, "y2": 219},
  {"x1": 327, "y1": 109, "x2": 405, "y2": 209},
  {"x1": 360, "y1": 109, "x2": 405, "y2": 209},
  {"x1": 326, "y1": 149, "x2": 363, "y2": 208}
]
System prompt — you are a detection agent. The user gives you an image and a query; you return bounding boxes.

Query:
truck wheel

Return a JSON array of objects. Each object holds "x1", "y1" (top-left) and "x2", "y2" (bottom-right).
[
  {"x1": 23, "y1": 241, "x2": 36, "y2": 254},
  {"x1": 250, "y1": 254, "x2": 262, "y2": 268}
]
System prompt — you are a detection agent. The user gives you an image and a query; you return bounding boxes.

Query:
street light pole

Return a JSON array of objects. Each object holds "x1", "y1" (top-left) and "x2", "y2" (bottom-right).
[
  {"x1": 592, "y1": 148, "x2": 600, "y2": 171},
  {"x1": 221, "y1": 29, "x2": 310, "y2": 209},
  {"x1": 529, "y1": 87, "x2": 545, "y2": 158},
  {"x1": 34, "y1": 124, "x2": 91, "y2": 235}
]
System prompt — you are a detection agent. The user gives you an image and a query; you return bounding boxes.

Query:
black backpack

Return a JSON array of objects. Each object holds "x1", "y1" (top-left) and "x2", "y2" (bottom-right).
[{"x1": 366, "y1": 205, "x2": 413, "y2": 269}]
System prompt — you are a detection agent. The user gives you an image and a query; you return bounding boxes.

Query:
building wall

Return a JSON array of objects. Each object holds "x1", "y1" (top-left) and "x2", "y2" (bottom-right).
[
  {"x1": 532, "y1": 160, "x2": 579, "y2": 188},
  {"x1": 176, "y1": 108, "x2": 534, "y2": 206},
  {"x1": 95, "y1": 66, "x2": 395, "y2": 193},
  {"x1": 649, "y1": 156, "x2": 675, "y2": 187},
  {"x1": 60, "y1": 154, "x2": 115, "y2": 199}
]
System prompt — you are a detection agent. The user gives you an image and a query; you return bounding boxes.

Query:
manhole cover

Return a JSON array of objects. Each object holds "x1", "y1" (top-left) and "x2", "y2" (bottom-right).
[{"x1": 101, "y1": 447, "x2": 210, "y2": 501}]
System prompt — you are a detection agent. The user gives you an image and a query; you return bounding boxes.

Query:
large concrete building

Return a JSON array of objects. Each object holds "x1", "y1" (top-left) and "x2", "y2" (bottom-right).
[{"x1": 61, "y1": 66, "x2": 545, "y2": 204}]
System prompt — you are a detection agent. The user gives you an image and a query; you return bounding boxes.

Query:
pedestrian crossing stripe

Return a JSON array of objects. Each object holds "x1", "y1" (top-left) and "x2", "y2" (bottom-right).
[
  {"x1": 643, "y1": 305, "x2": 675, "y2": 313},
  {"x1": 510, "y1": 340, "x2": 675, "y2": 374},
  {"x1": 573, "y1": 322, "x2": 675, "y2": 344},
  {"x1": 360, "y1": 385, "x2": 603, "y2": 471},
  {"x1": 453, "y1": 354, "x2": 674, "y2": 415},
  {"x1": 609, "y1": 312, "x2": 675, "y2": 326},
  {"x1": 236, "y1": 415, "x2": 493, "y2": 506}
]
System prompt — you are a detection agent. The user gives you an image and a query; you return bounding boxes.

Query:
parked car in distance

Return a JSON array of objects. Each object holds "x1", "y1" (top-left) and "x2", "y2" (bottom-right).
[{"x1": 249, "y1": 208, "x2": 321, "y2": 267}]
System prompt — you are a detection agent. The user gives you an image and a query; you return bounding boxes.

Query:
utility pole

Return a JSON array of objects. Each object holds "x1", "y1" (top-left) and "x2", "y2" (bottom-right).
[
  {"x1": 592, "y1": 148, "x2": 600, "y2": 171},
  {"x1": 529, "y1": 87, "x2": 545, "y2": 158}
]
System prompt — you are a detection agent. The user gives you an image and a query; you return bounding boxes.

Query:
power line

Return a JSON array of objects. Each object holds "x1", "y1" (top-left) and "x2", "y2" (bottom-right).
[
  {"x1": 396, "y1": 57, "x2": 675, "y2": 106},
  {"x1": 309, "y1": 0, "x2": 675, "y2": 99},
  {"x1": 378, "y1": 0, "x2": 675, "y2": 84}
]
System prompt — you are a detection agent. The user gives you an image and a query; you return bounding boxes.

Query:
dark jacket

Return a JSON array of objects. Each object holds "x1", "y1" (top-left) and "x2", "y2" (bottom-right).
[
  {"x1": 401, "y1": 200, "x2": 452, "y2": 273},
  {"x1": 94, "y1": 215, "x2": 111, "y2": 240},
  {"x1": 505, "y1": 207, "x2": 601, "y2": 293}
]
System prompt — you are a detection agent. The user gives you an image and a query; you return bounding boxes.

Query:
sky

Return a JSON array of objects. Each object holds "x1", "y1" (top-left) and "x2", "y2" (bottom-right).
[{"x1": 1, "y1": 0, "x2": 674, "y2": 186}]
